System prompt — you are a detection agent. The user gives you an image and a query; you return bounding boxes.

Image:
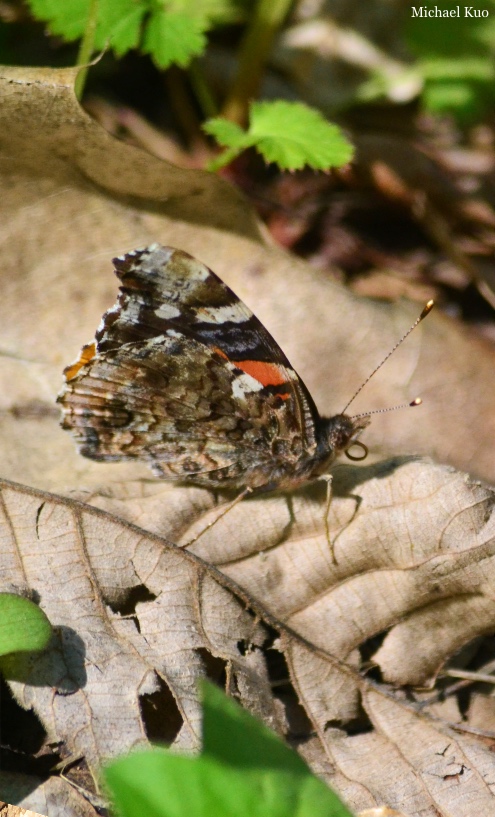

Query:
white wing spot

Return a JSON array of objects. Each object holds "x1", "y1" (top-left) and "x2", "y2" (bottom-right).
[
  {"x1": 155, "y1": 303, "x2": 181, "y2": 319},
  {"x1": 195, "y1": 304, "x2": 249, "y2": 324},
  {"x1": 232, "y1": 372, "x2": 263, "y2": 400}
]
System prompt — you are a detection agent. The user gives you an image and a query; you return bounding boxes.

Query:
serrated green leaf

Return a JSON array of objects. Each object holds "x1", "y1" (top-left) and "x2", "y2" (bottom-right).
[
  {"x1": 26, "y1": 0, "x2": 149, "y2": 54},
  {"x1": 0, "y1": 593, "x2": 52, "y2": 657},
  {"x1": 27, "y1": 0, "x2": 92, "y2": 41},
  {"x1": 26, "y1": 0, "x2": 235, "y2": 65},
  {"x1": 94, "y1": 0, "x2": 148, "y2": 56},
  {"x1": 206, "y1": 101, "x2": 354, "y2": 172},
  {"x1": 142, "y1": 8, "x2": 208, "y2": 69},
  {"x1": 248, "y1": 101, "x2": 353, "y2": 170},
  {"x1": 203, "y1": 117, "x2": 247, "y2": 148}
]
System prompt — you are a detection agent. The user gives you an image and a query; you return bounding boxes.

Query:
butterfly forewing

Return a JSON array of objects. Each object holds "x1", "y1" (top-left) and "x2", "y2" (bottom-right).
[{"x1": 58, "y1": 245, "x2": 326, "y2": 489}]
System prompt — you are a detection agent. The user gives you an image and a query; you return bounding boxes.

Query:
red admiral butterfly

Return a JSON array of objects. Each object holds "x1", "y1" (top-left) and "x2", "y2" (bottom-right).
[{"x1": 58, "y1": 245, "x2": 432, "y2": 495}]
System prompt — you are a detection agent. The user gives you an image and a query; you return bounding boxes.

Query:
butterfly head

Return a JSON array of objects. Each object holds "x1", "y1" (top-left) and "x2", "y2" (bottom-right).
[{"x1": 316, "y1": 413, "x2": 371, "y2": 471}]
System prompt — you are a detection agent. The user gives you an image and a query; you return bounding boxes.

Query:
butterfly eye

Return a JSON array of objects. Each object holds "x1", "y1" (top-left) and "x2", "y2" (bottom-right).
[{"x1": 345, "y1": 441, "x2": 368, "y2": 461}]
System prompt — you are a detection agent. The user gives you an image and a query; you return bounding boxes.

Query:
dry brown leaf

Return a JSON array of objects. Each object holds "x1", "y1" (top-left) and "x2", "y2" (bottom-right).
[
  {"x1": 0, "y1": 773, "x2": 98, "y2": 817},
  {"x1": 101, "y1": 458, "x2": 495, "y2": 694},
  {"x1": 0, "y1": 66, "x2": 494, "y2": 492},
  {"x1": 1, "y1": 480, "x2": 272, "y2": 766},
  {"x1": 2, "y1": 458, "x2": 495, "y2": 815}
]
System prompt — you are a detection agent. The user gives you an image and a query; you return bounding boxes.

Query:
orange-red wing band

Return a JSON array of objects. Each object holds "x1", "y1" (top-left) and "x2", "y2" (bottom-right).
[{"x1": 235, "y1": 359, "x2": 289, "y2": 387}]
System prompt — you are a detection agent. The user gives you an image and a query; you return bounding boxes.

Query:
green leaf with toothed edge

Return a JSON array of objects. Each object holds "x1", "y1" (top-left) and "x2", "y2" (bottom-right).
[{"x1": 204, "y1": 101, "x2": 354, "y2": 171}]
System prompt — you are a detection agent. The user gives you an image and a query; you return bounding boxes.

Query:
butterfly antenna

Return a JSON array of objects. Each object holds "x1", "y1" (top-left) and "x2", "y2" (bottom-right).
[
  {"x1": 351, "y1": 397, "x2": 422, "y2": 421},
  {"x1": 341, "y1": 300, "x2": 434, "y2": 415}
]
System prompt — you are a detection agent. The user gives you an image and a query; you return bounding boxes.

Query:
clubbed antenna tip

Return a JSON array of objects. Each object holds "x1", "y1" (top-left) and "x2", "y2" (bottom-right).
[{"x1": 342, "y1": 300, "x2": 434, "y2": 415}]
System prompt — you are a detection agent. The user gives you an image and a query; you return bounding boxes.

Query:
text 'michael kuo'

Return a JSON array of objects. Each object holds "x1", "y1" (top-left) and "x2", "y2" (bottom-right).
[{"x1": 411, "y1": 5, "x2": 490, "y2": 16}]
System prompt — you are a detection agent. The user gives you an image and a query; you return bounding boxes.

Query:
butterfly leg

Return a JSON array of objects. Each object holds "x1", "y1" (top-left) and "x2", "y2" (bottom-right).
[
  {"x1": 318, "y1": 474, "x2": 338, "y2": 565},
  {"x1": 181, "y1": 486, "x2": 253, "y2": 548}
]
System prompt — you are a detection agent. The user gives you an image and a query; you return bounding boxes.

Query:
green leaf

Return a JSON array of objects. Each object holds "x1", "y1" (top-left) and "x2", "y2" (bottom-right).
[
  {"x1": 202, "y1": 117, "x2": 247, "y2": 148},
  {"x1": 104, "y1": 683, "x2": 354, "y2": 817},
  {"x1": 201, "y1": 682, "x2": 310, "y2": 774},
  {"x1": 25, "y1": 0, "x2": 212, "y2": 66},
  {"x1": 27, "y1": 0, "x2": 93, "y2": 41},
  {"x1": 0, "y1": 593, "x2": 52, "y2": 657},
  {"x1": 142, "y1": 8, "x2": 208, "y2": 69},
  {"x1": 205, "y1": 101, "x2": 354, "y2": 172},
  {"x1": 94, "y1": 0, "x2": 148, "y2": 56},
  {"x1": 26, "y1": 0, "x2": 149, "y2": 53},
  {"x1": 249, "y1": 101, "x2": 353, "y2": 170}
]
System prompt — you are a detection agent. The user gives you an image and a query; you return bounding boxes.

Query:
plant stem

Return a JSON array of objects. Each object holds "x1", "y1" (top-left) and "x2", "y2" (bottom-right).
[
  {"x1": 74, "y1": 0, "x2": 99, "y2": 100},
  {"x1": 188, "y1": 61, "x2": 218, "y2": 119},
  {"x1": 206, "y1": 145, "x2": 243, "y2": 172},
  {"x1": 165, "y1": 66, "x2": 205, "y2": 150},
  {"x1": 221, "y1": 0, "x2": 293, "y2": 125}
]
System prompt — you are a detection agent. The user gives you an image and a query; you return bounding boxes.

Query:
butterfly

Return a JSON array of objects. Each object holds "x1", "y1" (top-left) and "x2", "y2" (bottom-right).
[{"x1": 57, "y1": 244, "x2": 377, "y2": 494}]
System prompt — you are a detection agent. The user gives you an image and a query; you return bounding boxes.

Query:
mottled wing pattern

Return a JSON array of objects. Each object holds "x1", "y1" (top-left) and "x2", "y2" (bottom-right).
[{"x1": 58, "y1": 245, "x2": 321, "y2": 489}]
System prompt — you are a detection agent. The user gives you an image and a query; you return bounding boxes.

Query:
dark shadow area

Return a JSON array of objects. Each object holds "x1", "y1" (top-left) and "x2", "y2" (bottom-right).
[
  {"x1": 0, "y1": 675, "x2": 48, "y2": 758},
  {"x1": 1, "y1": 627, "x2": 87, "y2": 693}
]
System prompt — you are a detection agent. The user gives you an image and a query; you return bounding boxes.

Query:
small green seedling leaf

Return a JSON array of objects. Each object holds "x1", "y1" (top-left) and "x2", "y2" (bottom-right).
[
  {"x1": 0, "y1": 593, "x2": 52, "y2": 658},
  {"x1": 95, "y1": 0, "x2": 148, "y2": 56},
  {"x1": 27, "y1": 0, "x2": 94, "y2": 41},
  {"x1": 25, "y1": 0, "x2": 211, "y2": 69},
  {"x1": 205, "y1": 101, "x2": 354, "y2": 172},
  {"x1": 27, "y1": 0, "x2": 147, "y2": 51},
  {"x1": 142, "y1": 9, "x2": 208, "y2": 69},
  {"x1": 105, "y1": 683, "x2": 354, "y2": 817}
]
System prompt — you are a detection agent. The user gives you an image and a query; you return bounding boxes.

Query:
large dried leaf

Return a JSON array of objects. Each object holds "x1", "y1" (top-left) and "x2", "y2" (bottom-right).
[
  {"x1": 0, "y1": 481, "x2": 272, "y2": 764},
  {"x1": 0, "y1": 66, "x2": 494, "y2": 491},
  {"x1": 2, "y1": 459, "x2": 495, "y2": 815}
]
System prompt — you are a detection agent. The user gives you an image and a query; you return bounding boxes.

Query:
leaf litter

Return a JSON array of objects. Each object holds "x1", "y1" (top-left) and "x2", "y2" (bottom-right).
[{"x1": 2, "y1": 456, "x2": 495, "y2": 815}]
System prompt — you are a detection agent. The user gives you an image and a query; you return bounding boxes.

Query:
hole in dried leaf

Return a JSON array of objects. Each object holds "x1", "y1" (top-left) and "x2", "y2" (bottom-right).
[
  {"x1": 0, "y1": 675, "x2": 57, "y2": 774},
  {"x1": 196, "y1": 648, "x2": 229, "y2": 685},
  {"x1": 106, "y1": 584, "x2": 157, "y2": 620},
  {"x1": 325, "y1": 704, "x2": 373, "y2": 737},
  {"x1": 140, "y1": 675, "x2": 183, "y2": 745},
  {"x1": 360, "y1": 630, "x2": 388, "y2": 673},
  {"x1": 236, "y1": 640, "x2": 249, "y2": 656},
  {"x1": 261, "y1": 634, "x2": 313, "y2": 736},
  {"x1": 265, "y1": 637, "x2": 290, "y2": 686}
]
